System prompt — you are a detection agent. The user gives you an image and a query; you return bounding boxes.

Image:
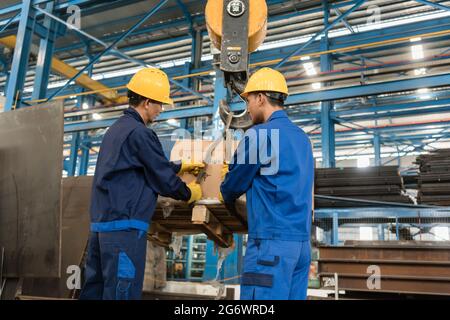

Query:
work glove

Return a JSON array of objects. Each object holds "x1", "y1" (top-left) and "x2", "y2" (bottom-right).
[
  {"x1": 187, "y1": 181, "x2": 202, "y2": 204},
  {"x1": 179, "y1": 160, "x2": 205, "y2": 176},
  {"x1": 221, "y1": 163, "x2": 229, "y2": 181},
  {"x1": 219, "y1": 163, "x2": 229, "y2": 202}
]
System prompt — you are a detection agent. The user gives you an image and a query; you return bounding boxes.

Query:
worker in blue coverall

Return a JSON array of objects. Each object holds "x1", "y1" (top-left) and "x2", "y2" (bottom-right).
[
  {"x1": 79, "y1": 68, "x2": 204, "y2": 300},
  {"x1": 220, "y1": 67, "x2": 314, "y2": 300}
]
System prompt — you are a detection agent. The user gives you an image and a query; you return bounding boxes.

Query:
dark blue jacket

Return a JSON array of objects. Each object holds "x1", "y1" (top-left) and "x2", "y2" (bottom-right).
[
  {"x1": 221, "y1": 110, "x2": 314, "y2": 241},
  {"x1": 89, "y1": 107, "x2": 190, "y2": 232}
]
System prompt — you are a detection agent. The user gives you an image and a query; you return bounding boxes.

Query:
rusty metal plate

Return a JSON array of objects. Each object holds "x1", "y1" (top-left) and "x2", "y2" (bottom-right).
[
  {"x1": 23, "y1": 176, "x2": 92, "y2": 297},
  {"x1": 318, "y1": 241, "x2": 450, "y2": 296},
  {"x1": 0, "y1": 103, "x2": 63, "y2": 278},
  {"x1": 320, "y1": 274, "x2": 450, "y2": 296}
]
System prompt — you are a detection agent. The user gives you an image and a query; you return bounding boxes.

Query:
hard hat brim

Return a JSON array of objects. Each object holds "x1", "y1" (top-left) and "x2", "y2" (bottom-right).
[
  {"x1": 240, "y1": 90, "x2": 251, "y2": 99},
  {"x1": 126, "y1": 83, "x2": 173, "y2": 105}
]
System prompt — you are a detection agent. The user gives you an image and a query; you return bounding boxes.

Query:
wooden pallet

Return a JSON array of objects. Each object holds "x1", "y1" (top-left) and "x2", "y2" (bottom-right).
[{"x1": 148, "y1": 197, "x2": 248, "y2": 248}]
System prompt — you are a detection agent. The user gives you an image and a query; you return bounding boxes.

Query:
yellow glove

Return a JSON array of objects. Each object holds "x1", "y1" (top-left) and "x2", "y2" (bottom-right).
[
  {"x1": 179, "y1": 160, "x2": 205, "y2": 176},
  {"x1": 221, "y1": 163, "x2": 229, "y2": 181},
  {"x1": 187, "y1": 181, "x2": 202, "y2": 204},
  {"x1": 219, "y1": 163, "x2": 229, "y2": 203}
]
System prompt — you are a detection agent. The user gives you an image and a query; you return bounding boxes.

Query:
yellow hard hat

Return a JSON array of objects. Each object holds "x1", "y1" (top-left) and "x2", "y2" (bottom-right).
[
  {"x1": 126, "y1": 68, "x2": 173, "y2": 105},
  {"x1": 241, "y1": 67, "x2": 289, "y2": 99}
]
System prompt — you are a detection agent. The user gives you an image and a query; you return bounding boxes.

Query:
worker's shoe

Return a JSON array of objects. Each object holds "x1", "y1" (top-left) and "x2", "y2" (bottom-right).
[
  {"x1": 179, "y1": 160, "x2": 205, "y2": 176},
  {"x1": 187, "y1": 181, "x2": 202, "y2": 204}
]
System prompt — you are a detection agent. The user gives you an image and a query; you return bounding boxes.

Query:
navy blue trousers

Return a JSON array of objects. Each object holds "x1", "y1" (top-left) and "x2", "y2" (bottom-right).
[
  {"x1": 79, "y1": 229, "x2": 147, "y2": 300},
  {"x1": 240, "y1": 239, "x2": 311, "y2": 300}
]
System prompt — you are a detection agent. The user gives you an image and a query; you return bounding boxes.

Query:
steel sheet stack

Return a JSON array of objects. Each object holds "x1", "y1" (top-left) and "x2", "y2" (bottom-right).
[
  {"x1": 315, "y1": 166, "x2": 413, "y2": 208},
  {"x1": 416, "y1": 149, "x2": 450, "y2": 206}
]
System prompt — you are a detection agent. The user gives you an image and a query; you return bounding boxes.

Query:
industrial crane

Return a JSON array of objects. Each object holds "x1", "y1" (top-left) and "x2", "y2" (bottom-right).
[{"x1": 205, "y1": 0, "x2": 268, "y2": 129}]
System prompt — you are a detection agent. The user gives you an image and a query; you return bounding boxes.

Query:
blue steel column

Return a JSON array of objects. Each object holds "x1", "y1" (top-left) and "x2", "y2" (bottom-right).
[
  {"x1": 190, "y1": 28, "x2": 202, "y2": 92},
  {"x1": 4, "y1": 0, "x2": 35, "y2": 111},
  {"x1": 222, "y1": 235, "x2": 242, "y2": 284},
  {"x1": 202, "y1": 236, "x2": 241, "y2": 283},
  {"x1": 332, "y1": 212, "x2": 339, "y2": 245},
  {"x1": 32, "y1": 1, "x2": 56, "y2": 100},
  {"x1": 186, "y1": 235, "x2": 193, "y2": 279},
  {"x1": 1, "y1": 49, "x2": 10, "y2": 96},
  {"x1": 395, "y1": 217, "x2": 400, "y2": 240},
  {"x1": 202, "y1": 240, "x2": 218, "y2": 280},
  {"x1": 78, "y1": 48, "x2": 95, "y2": 176},
  {"x1": 67, "y1": 131, "x2": 80, "y2": 176},
  {"x1": 79, "y1": 143, "x2": 90, "y2": 175},
  {"x1": 320, "y1": 1, "x2": 336, "y2": 168},
  {"x1": 178, "y1": 62, "x2": 191, "y2": 129},
  {"x1": 378, "y1": 224, "x2": 385, "y2": 240},
  {"x1": 374, "y1": 132, "x2": 381, "y2": 166}
]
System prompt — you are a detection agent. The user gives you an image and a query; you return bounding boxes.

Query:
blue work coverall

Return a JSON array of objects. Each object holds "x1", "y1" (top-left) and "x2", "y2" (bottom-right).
[
  {"x1": 221, "y1": 110, "x2": 314, "y2": 300},
  {"x1": 79, "y1": 107, "x2": 190, "y2": 300}
]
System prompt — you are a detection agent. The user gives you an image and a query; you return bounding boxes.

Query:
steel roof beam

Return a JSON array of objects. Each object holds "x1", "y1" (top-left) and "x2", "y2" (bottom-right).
[
  {"x1": 414, "y1": 0, "x2": 450, "y2": 12},
  {"x1": 275, "y1": 0, "x2": 366, "y2": 69}
]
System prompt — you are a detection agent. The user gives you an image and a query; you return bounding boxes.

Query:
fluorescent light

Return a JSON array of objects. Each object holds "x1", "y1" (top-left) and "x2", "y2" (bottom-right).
[
  {"x1": 167, "y1": 118, "x2": 179, "y2": 126},
  {"x1": 357, "y1": 157, "x2": 370, "y2": 168},
  {"x1": 300, "y1": 56, "x2": 311, "y2": 61},
  {"x1": 82, "y1": 102, "x2": 89, "y2": 110},
  {"x1": 303, "y1": 62, "x2": 317, "y2": 76},
  {"x1": 359, "y1": 227, "x2": 373, "y2": 240},
  {"x1": 312, "y1": 82, "x2": 322, "y2": 90},
  {"x1": 433, "y1": 226, "x2": 449, "y2": 241},
  {"x1": 209, "y1": 71, "x2": 216, "y2": 76},
  {"x1": 92, "y1": 113, "x2": 102, "y2": 120},
  {"x1": 410, "y1": 37, "x2": 422, "y2": 42},
  {"x1": 414, "y1": 68, "x2": 426, "y2": 75},
  {"x1": 411, "y1": 44, "x2": 424, "y2": 60},
  {"x1": 257, "y1": 11, "x2": 450, "y2": 53},
  {"x1": 417, "y1": 88, "x2": 431, "y2": 100}
]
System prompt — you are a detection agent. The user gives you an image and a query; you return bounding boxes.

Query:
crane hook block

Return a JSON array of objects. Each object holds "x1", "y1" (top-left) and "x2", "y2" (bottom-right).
[{"x1": 205, "y1": 0, "x2": 268, "y2": 53}]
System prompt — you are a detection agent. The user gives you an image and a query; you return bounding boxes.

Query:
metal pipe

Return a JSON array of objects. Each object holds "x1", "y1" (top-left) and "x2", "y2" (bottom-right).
[
  {"x1": 315, "y1": 194, "x2": 440, "y2": 208},
  {"x1": 414, "y1": 0, "x2": 450, "y2": 12},
  {"x1": 0, "y1": 11, "x2": 20, "y2": 34},
  {"x1": 34, "y1": 2, "x2": 213, "y2": 104},
  {"x1": 35, "y1": 0, "x2": 168, "y2": 101},
  {"x1": 24, "y1": 27, "x2": 450, "y2": 104}
]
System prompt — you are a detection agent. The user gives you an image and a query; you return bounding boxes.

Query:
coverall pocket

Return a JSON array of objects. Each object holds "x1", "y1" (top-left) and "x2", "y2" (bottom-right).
[
  {"x1": 241, "y1": 255, "x2": 279, "y2": 299},
  {"x1": 241, "y1": 272, "x2": 273, "y2": 287},
  {"x1": 116, "y1": 252, "x2": 135, "y2": 300},
  {"x1": 257, "y1": 255, "x2": 280, "y2": 267}
]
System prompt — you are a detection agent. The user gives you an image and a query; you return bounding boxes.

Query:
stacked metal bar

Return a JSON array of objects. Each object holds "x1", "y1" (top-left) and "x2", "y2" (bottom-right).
[
  {"x1": 315, "y1": 166, "x2": 413, "y2": 207},
  {"x1": 416, "y1": 149, "x2": 450, "y2": 206}
]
